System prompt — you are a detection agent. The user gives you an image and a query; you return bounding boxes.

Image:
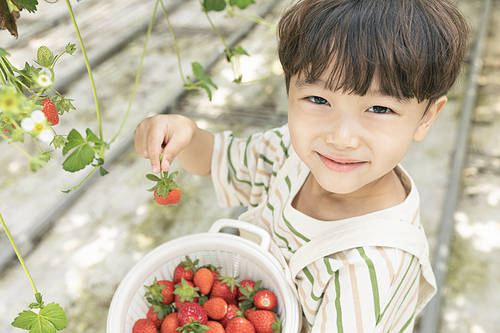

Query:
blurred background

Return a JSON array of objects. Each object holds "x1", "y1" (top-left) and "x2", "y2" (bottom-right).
[{"x1": 0, "y1": 0, "x2": 498, "y2": 332}]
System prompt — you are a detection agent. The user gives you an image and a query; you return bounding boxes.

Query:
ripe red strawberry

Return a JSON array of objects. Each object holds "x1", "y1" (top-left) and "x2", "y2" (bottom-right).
[
  {"x1": 148, "y1": 170, "x2": 181, "y2": 205},
  {"x1": 253, "y1": 290, "x2": 277, "y2": 311},
  {"x1": 206, "y1": 320, "x2": 225, "y2": 333},
  {"x1": 41, "y1": 98, "x2": 59, "y2": 125},
  {"x1": 132, "y1": 318, "x2": 157, "y2": 333},
  {"x1": 244, "y1": 307, "x2": 256, "y2": 318},
  {"x1": 145, "y1": 279, "x2": 175, "y2": 305},
  {"x1": 226, "y1": 317, "x2": 256, "y2": 333},
  {"x1": 194, "y1": 267, "x2": 215, "y2": 295},
  {"x1": 211, "y1": 276, "x2": 238, "y2": 305},
  {"x1": 154, "y1": 188, "x2": 181, "y2": 205},
  {"x1": 178, "y1": 302, "x2": 208, "y2": 326},
  {"x1": 146, "y1": 307, "x2": 164, "y2": 328},
  {"x1": 203, "y1": 297, "x2": 227, "y2": 320},
  {"x1": 174, "y1": 278, "x2": 200, "y2": 310},
  {"x1": 160, "y1": 312, "x2": 179, "y2": 333},
  {"x1": 221, "y1": 304, "x2": 240, "y2": 327},
  {"x1": 238, "y1": 279, "x2": 256, "y2": 301},
  {"x1": 173, "y1": 256, "x2": 199, "y2": 283},
  {"x1": 247, "y1": 310, "x2": 282, "y2": 333}
]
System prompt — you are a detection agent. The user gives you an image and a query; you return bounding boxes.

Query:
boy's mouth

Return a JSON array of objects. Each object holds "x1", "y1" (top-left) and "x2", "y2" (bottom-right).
[{"x1": 317, "y1": 153, "x2": 367, "y2": 172}]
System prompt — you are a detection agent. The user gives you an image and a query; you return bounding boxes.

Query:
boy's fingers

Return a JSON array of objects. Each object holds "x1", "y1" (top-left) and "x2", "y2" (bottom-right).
[
  {"x1": 160, "y1": 133, "x2": 183, "y2": 172},
  {"x1": 147, "y1": 130, "x2": 166, "y2": 173}
]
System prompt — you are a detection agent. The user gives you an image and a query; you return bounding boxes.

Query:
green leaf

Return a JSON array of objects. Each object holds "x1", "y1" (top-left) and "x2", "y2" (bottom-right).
[
  {"x1": 0, "y1": 48, "x2": 10, "y2": 57},
  {"x1": 146, "y1": 174, "x2": 161, "y2": 182},
  {"x1": 62, "y1": 144, "x2": 95, "y2": 172},
  {"x1": 229, "y1": 0, "x2": 255, "y2": 9},
  {"x1": 232, "y1": 45, "x2": 249, "y2": 56},
  {"x1": 40, "y1": 303, "x2": 67, "y2": 330},
  {"x1": 52, "y1": 135, "x2": 67, "y2": 149},
  {"x1": 65, "y1": 43, "x2": 76, "y2": 55},
  {"x1": 99, "y1": 166, "x2": 109, "y2": 176},
  {"x1": 192, "y1": 62, "x2": 205, "y2": 80},
  {"x1": 36, "y1": 46, "x2": 54, "y2": 68},
  {"x1": 199, "y1": 83, "x2": 213, "y2": 101},
  {"x1": 62, "y1": 129, "x2": 84, "y2": 155},
  {"x1": 29, "y1": 152, "x2": 51, "y2": 172},
  {"x1": 11, "y1": 0, "x2": 38, "y2": 13},
  {"x1": 202, "y1": 0, "x2": 226, "y2": 12},
  {"x1": 12, "y1": 310, "x2": 37, "y2": 329},
  {"x1": 52, "y1": 96, "x2": 76, "y2": 115},
  {"x1": 85, "y1": 128, "x2": 100, "y2": 144}
]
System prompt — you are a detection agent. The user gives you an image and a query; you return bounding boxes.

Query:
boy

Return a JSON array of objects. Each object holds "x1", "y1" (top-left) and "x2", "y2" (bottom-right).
[{"x1": 134, "y1": 0, "x2": 469, "y2": 331}]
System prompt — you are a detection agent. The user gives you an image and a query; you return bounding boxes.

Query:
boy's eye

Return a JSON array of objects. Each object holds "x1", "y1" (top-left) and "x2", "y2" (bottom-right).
[
  {"x1": 367, "y1": 106, "x2": 394, "y2": 114},
  {"x1": 306, "y1": 96, "x2": 330, "y2": 105}
]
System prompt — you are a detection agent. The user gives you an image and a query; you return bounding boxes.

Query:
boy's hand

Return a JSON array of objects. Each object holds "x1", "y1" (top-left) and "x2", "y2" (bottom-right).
[{"x1": 134, "y1": 114, "x2": 196, "y2": 173}]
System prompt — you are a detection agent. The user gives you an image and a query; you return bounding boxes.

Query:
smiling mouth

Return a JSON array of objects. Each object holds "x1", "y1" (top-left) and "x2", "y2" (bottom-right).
[{"x1": 317, "y1": 153, "x2": 367, "y2": 172}]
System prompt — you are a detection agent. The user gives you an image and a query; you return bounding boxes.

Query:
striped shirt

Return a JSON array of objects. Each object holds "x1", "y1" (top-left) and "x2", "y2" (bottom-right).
[{"x1": 211, "y1": 124, "x2": 436, "y2": 332}]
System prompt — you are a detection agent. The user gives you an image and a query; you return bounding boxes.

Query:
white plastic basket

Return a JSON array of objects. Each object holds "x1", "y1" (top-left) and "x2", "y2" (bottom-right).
[{"x1": 107, "y1": 219, "x2": 301, "y2": 332}]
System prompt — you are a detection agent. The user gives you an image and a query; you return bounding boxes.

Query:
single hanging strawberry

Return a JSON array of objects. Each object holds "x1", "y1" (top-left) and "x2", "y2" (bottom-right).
[
  {"x1": 41, "y1": 98, "x2": 59, "y2": 125},
  {"x1": 147, "y1": 170, "x2": 181, "y2": 205}
]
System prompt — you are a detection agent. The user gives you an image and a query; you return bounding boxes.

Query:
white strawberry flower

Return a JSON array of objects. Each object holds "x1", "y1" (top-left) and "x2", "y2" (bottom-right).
[
  {"x1": 36, "y1": 71, "x2": 52, "y2": 88},
  {"x1": 20, "y1": 110, "x2": 54, "y2": 143}
]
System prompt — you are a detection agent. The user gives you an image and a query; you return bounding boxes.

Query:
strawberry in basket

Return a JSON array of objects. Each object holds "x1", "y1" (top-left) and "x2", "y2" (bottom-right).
[{"x1": 132, "y1": 255, "x2": 284, "y2": 332}]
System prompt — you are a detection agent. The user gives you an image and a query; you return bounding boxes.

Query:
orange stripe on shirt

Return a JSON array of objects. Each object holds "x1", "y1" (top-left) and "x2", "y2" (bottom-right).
[
  {"x1": 377, "y1": 246, "x2": 396, "y2": 285},
  {"x1": 337, "y1": 251, "x2": 363, "y2": 333}
]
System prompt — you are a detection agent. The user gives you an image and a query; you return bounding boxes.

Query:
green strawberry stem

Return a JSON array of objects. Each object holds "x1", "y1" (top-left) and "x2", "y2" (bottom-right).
[
  {"x1": 160, "y1": 0, "x2": 187, "y2": 86},
  {"x1": 0, "y1": 213, "x2": 38, "y2": 294},
  {"x1": 65, "y1": 0, "x2": 103, "y2": 141},
  {"x1": 109, "y1": 0, "x2": 160, "y2": 145}
]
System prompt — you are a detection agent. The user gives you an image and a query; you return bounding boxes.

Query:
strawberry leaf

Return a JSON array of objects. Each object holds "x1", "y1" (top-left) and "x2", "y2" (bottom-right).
[
  {"x1": 11, "y1": 303, "x2": 66, "y2": 332},
  {"x1": 85, "y1": 128, "x2": 100, "y2": 144},
  {"x1": 62, "y1": 143, "x2": 95, "y2": 172},
  {"x1": 11, "y1": 0, "x2": 39, "y2": 13},
  {"x1": 146, "y1": 174, "x2": 161, "y2": 182},
  {"x1": 229, "y1": 0, "x2": 255, "y2": 10},
  {"x1": 202, "y1": 0, "x2": 226, "y2": 12},
  {"x1": 62, "y1": 129, "x2": 84, "y2": 155}
]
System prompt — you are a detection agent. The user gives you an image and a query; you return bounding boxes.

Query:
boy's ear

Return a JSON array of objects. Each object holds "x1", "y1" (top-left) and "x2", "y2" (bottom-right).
[{"x1": 413, "y1": 96, "x2": 448, "y2": 142}]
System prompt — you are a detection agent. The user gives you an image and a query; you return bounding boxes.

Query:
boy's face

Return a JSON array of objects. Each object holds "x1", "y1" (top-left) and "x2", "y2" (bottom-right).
[{"x1": 287, "y1": 73, "x2": 447, "y2": 196}]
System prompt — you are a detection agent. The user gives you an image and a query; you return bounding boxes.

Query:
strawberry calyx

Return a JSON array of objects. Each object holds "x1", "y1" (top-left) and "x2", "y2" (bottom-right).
[
  {"x1": 147, "y1": 170, "x2": 179, "y2": 199},
  {"x1": 177, "y1": 321, "x2": 210, "y2": 333},
  {"x1": 238, "y1": 280, "x2": 262, "y2": 311},
  {"x1": 180, "y1": 255, "x2": 199, "y2": 272},
  {"x1": 271, "y1": 313, "x2": 283, "y2": 332},
  {"x1": 218, "y1": 275, "x2": 238, "y2": 293},
  {"x1": 174, "y1": 278, "x2": 200, "y2": 302}
]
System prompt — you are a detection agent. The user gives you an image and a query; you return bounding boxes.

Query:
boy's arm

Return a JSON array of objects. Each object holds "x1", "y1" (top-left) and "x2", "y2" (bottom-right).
[{"x1": 175, "y1": 123, "x2": 214, "y2": 177}]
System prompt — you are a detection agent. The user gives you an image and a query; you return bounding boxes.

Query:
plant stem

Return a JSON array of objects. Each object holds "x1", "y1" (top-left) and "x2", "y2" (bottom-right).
[
  {"x1": 0, "y1": 213, "x2": 38, "y2": 294},
  {"x1": 63, "y1": 165, "x2": 99, "y2": 193},
  {"x1": 65, "y1": 0, "x2": 103, "y2": 140},
  {"x1": 109, "y1": 0, "x2": 160, "y2": 146},
  {"x1": 160, "y1": 0, "x2": 186, "y2": 86},
  {"x1": 31, "y1": 135, "x2": 43, "y2": 153},
  {"x1": 0, "y1": 131, "x2": 33, "y2": 160},
  {"x1": 201, "y1": 2, "x2": 231, "y2": 58}
]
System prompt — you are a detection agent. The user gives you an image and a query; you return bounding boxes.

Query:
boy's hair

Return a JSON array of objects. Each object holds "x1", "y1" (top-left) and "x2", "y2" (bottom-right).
[{"x1": 278, "y1": 0, "x2": 469, "y2": 106}]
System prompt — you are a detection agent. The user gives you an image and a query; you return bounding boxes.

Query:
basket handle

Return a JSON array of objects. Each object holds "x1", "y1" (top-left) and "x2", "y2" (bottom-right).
[{"x1": 209, "y1": 219, "x2": 271, "y2": 251}]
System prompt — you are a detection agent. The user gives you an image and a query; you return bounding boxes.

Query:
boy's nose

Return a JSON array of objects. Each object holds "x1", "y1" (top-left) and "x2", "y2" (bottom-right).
[{"x1": 325, "y1": 118, "x2": 359, "y2": 150}]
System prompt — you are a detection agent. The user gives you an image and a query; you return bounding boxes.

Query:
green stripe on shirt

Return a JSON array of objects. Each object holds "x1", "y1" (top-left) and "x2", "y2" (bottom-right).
[
  {"x1": 266, "y1": 202, "x2": 295, "y2": 253},
  {"x1": 303, "y1": 267, "x2": 323, "y2": 301},
  {"x1": 357, "y1": 247, "x2": 381, "y2": 322},
  {"x1": 227, "y1": 135, "x2": 252, "y2": 187},
  {"x1": 334, "y1": 270, "x2": 344, "y2": 333}
]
